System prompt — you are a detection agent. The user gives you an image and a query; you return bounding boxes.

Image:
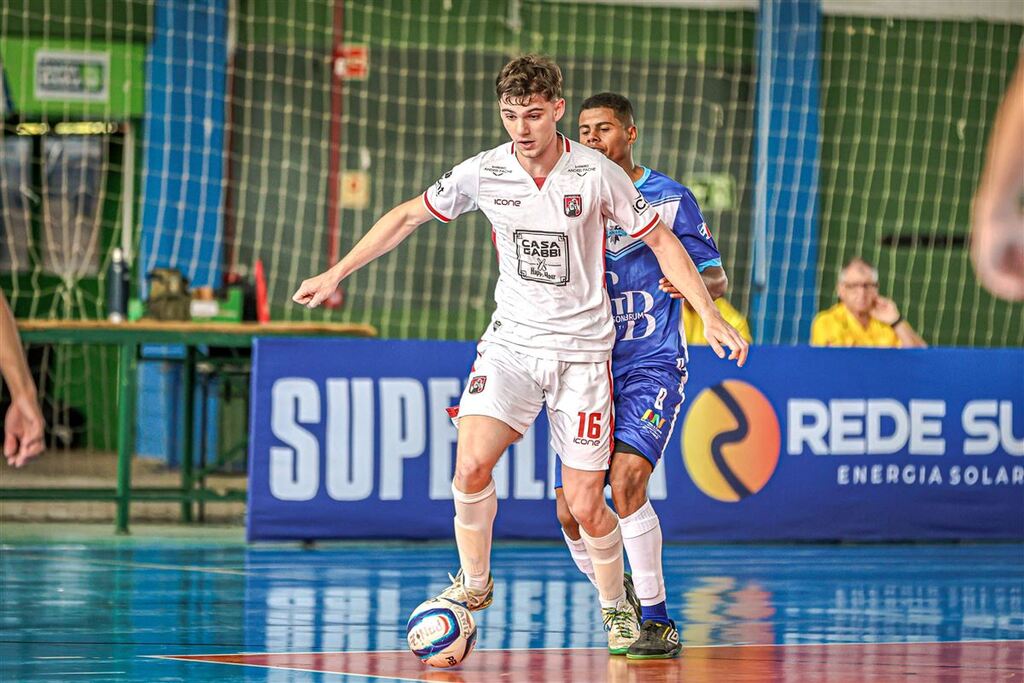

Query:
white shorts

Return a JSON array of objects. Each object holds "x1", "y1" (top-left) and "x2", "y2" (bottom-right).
[{"x1": 453, "y1": 341, "x2": 613, "y2": 472}]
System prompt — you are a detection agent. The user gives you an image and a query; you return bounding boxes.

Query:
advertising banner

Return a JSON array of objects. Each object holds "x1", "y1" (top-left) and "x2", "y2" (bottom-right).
[
  {"x1": 34, "y1": 49, "x2": 109, "y2": 102},
  {"x1": 0, "y1": 39, "x2": 145, "y2": 117},
  {"x1": 248, "y1": 339, "x2": 1022, "y2": 541}
]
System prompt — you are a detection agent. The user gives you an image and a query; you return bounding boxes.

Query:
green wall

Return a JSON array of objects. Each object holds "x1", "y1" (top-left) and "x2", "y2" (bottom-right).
[{"x1": 0, "y1": 0, "x2": 152, "y2": 41}]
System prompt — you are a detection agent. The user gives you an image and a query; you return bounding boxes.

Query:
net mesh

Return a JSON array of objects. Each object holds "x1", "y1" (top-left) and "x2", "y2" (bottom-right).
[
  {"x1": 224, "y1": 1, "x2": 757, "y2": 341},
  {"x1": 818, "y1": 14, "x2": 1023, "y2": 347},
  {"x1": 0, "y1": 0, "x2": 1021, "y2": 465}
]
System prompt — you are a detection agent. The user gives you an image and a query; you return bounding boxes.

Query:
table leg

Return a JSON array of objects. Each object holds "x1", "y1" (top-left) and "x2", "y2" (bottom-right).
[
  {"x1": 197, "y1": 371, "x2": 209, "y2": 523},
  {"x1": 115, "y1": 341, "x2": 136, "y2": 535},
  {"x1": 181, "y1": 345, "x2": 196, "y2": 523}
]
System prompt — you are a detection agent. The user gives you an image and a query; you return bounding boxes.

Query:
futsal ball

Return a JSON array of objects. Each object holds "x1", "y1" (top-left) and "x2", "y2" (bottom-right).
[{"x1": 406, "y1": 598, "x2": 477, "y2": 668}]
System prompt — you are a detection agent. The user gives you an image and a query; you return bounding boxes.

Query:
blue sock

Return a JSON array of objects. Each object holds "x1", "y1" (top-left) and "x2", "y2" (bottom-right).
[{"x1": 640, "y1": 601, "x2": 670, "y2": 625}]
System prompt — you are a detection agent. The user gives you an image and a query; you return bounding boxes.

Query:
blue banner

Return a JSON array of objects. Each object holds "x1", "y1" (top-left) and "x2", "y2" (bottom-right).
[{"x1": 247, "y1": 339, "x2": 1023, "y2": 541}]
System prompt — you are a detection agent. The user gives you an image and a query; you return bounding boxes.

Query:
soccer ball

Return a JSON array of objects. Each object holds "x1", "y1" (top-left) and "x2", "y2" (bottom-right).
[{"x1": 406, "y1": 597, "x2": 477, "y2": 668}]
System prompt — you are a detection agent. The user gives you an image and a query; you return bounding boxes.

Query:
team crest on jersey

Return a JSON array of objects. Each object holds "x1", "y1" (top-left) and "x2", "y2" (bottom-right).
[
  {"x1": 563, "y1": 194, "x2": 582, "y2": 217},
  {"x1": 468, "y1": 376, "x2": 487, "y2": 394},
  {"x1": 605, "y1": 224, "x2": 645, "y2": 261}
]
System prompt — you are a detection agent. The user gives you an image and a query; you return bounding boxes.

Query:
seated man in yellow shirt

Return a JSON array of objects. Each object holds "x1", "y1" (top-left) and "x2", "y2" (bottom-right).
[
  {"x1": 811, "y1": 257, "x2": 927, "y2": 348},
  {"x1": 682, "y1": 298, "x2": 752, "y2": 346}
]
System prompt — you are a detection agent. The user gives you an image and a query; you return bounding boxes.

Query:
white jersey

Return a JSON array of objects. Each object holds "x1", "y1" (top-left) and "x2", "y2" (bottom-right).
[{"x1": 423, "y1": 135, "x2": 660, "y2": 362}]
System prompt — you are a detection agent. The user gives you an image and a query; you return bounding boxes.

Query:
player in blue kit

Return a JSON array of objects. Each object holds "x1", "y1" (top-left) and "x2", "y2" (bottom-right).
[{"x1": 554, "y1": 92, "x2": 730, "y2": 659}]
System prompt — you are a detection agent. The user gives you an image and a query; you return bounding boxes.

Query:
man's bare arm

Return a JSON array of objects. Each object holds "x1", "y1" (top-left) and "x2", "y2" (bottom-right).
[
  {"x1": 293, "y1": 197, "x2": 434, "y2": 309},
  {"x1": 0, "y1": 291, "x2": 45, "y2": 467},
  {"x1": 871, "y1": 296, "x2": 927, "y2": 349},
  {"x1": 971, "y1": 56, "x2": 1024, "y2": 301},
  {"x1": 659, "y1": 265, "x2": 727, "y2": 300},
  {"x1": 641, "y1": 224, "x2": 748, "y2": 366},
  {"x1": 893, "y1": 321, "x2": 927, "y2": 349}
]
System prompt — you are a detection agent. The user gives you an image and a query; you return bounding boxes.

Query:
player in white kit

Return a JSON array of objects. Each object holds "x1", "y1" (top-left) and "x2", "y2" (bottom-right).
[{"x1": 292, "y1": 55, "x2": 748, "y2": 646}]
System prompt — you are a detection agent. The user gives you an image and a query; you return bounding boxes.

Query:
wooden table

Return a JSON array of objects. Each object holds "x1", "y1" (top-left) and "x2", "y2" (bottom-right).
[{"x1": 9, "y1": 320, "x2": 377, "y2": 533}]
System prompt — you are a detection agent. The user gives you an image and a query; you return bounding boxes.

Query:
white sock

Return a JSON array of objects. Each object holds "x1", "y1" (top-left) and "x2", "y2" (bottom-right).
[
  {"x1": 452, "y1": 480, "x2": 497, "y2": 591},
  {"x1": 562, "y1": 529, "x2": 598, "y2": 589},
  {"x1": 580, "y1": 522, "x2": 626, "y2": 608},
  {"x1": 619, "y1": 500, "x2": 666, "y2": 606}
]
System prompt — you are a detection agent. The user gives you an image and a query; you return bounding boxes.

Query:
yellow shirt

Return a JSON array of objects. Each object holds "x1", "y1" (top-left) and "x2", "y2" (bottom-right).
[
  {"x1": 810, "y1": 302, "x2": 900, "y2": 347},
  {"x1": 683, "y1": 298, "x2": 753, "y2": 346}
]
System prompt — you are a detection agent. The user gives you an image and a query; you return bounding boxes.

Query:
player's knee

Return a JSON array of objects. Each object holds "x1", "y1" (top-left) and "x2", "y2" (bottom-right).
[
  {"x1": 610, "y1": 458, "x2": 652, "y2": 517},
  {"x1": 567, "y1": 494, "x2": 609, "y2": 534},
  {"x1": 555, "y1": 491, "x2": 580, "y2": 538},
  {"x1": 453, "y1": 457, "x2": 493, "y2": 493}
]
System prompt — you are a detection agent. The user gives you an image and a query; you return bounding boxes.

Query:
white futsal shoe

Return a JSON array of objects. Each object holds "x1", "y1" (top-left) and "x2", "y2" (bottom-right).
[
  {"x1": 602, "y1": 594, "x2": 641, "y2": 655},
  {"x1": 436, "y1": 568, "x2": 494, "y2": 611}
]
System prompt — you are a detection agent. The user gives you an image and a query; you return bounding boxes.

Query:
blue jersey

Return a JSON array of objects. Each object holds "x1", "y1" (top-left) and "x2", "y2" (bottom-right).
[{"x1": 605, "y1": 167, "x2": 721, "y2": 374}]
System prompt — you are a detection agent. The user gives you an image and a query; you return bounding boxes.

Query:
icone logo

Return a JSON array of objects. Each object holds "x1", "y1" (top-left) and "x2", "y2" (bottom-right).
[
  {"x1": 682, "y1": 380, "x2": 781, "y2": 502},
  {"x1": 494, "y1": 198, "x2": 521, "y2": 207}
]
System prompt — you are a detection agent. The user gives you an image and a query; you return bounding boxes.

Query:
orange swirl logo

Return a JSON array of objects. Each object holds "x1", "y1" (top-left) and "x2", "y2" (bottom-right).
[{"x1": 682, "y1": 380, "x2": 781, "y2": 502}]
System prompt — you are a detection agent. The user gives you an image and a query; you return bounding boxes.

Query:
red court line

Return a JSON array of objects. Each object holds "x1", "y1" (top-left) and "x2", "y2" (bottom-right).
[{"x1": 158, "y1": 640, "x2": 1024, "y2": 682}]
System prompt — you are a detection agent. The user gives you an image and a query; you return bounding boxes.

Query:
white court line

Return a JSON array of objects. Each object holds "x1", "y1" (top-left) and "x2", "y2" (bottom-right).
[
  {"x1": 10, "y1": 552, "x2": 249, "y2": 577},
  {"x1": 51, "y1": 672, "x2": 126, "y2": 676},
  {"x1": 148, "y1": 657, "x2": 426, "y2": 683},
  {"x1": 145, "y1": 640, "x2": 1024, "y2": 681},
  {"x1": 145, "y1": 637, "x2": 1024, "y2": 660},
  {"x1": 142, "y1": 638, "x2": 1024, "y2": 679}
]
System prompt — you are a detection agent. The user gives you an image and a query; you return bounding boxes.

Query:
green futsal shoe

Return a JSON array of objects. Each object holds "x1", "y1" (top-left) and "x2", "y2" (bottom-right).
[
  {"x1": 436, "y1": 568, "x2": 494, "y2": 611},
  {"x1": 626, "y1": 619, "x2": 682, "y2": 660}
]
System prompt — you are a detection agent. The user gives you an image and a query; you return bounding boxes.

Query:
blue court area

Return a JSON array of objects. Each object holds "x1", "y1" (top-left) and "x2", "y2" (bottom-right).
[{"x1": 1, "y1": 530, "x2": 1021, "y2": 682}]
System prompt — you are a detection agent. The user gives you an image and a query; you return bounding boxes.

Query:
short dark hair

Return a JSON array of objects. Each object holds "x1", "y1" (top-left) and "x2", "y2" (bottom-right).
[
  {"x1": 579, "y1": 92, "x2": 635, "y2": 127},
  {"x1": 495, "y1": 55, "x2": 563, "y2": 105}
]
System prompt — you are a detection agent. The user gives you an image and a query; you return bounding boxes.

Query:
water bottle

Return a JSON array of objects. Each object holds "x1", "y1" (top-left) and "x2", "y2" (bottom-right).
[{"x1": 107, "y1": 247, "x2": 129, "y2": 323}]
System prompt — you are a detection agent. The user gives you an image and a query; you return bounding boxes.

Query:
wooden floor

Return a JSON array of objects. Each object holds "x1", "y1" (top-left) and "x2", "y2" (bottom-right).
[
  {"x1": 162, "y1": 640, "x2": 1024, "y2": 682},
  {"x1": 1, "y1": 527, "x2": 1021, "y2": 682}
]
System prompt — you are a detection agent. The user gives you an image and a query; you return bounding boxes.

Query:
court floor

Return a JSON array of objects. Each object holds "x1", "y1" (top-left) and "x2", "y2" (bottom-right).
[{"x1": 1, "y1": 527, "x2": 1021, "y2": 682}]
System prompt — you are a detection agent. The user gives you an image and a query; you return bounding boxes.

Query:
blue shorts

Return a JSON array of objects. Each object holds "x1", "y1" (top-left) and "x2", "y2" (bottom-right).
[{"x1": 554, "y1": 364, "x2": 686, "y2": 488}]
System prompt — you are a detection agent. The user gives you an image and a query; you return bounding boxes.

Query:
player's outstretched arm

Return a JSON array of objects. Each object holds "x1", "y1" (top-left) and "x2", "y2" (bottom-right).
[
  {"x1": 971, "y1": 56, "x2": 1024, "y2": 301},
  {"x1": 0, "y1": 291, "x2": 45, "y2": 467},
  {"x1": 641, "y1": 224, "x2": 748, "y2": 366},
  {"x1": 292, "y1": 197, "x2": 433, "y2": 309}
]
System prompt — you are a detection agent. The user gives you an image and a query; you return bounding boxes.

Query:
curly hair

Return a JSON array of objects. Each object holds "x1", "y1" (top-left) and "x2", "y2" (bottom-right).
[{"x1": 495, "y1": 54, "x2": 563, "y2": 105}]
